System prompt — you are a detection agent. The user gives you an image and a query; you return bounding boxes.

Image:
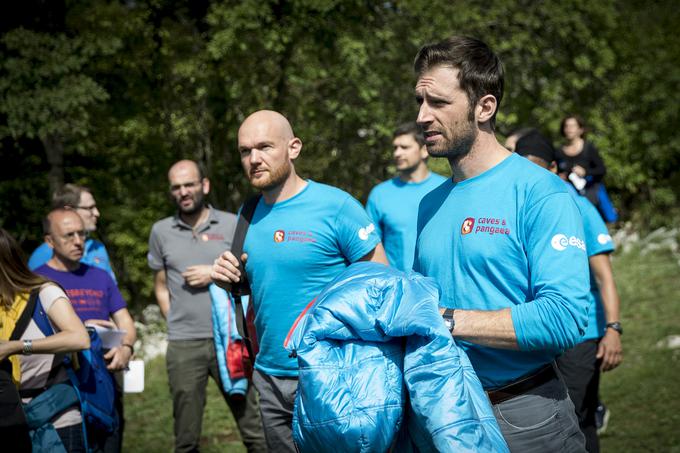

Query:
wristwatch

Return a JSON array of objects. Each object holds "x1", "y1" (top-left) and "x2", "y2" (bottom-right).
[
  {"x1": 22, "y1": 339, "x2": 33, "y2": 355},
  {"x1": 606, "y1": 321, "x2": 623, "y2": 335},
  {"x1": 442, "y1": 308, "x2": 455, "y2": 334}
]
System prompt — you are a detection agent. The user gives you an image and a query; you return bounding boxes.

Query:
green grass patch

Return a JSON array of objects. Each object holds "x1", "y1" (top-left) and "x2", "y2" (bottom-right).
[
  {"x1": 123, "y1": 249, "x2": 680, "y2": 451},
  {"x1": 123, "y1": 358, "x2": 245, "y2": 453},
  {"x1": 600, "y1": 249, "x2": 680, "y2": 451}
]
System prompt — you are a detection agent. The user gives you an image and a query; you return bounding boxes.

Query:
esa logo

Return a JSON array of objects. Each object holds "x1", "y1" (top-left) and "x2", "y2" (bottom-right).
[
  {"x1": 358, "y1": 223, "x2": 375, "y2": 241},
  {"x1": 597, "y1": 233, "x2": 612, "y2": 245},
  {"x1": 274, "y1": 230, "x2": 285, "y2": 243},
  {"x1": 551, "y1": 234, "x2": 586, "y2": 252}
]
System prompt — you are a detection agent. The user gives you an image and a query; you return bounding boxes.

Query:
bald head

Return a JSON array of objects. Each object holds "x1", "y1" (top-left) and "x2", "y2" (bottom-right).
[
  {"x1": 237, "y1": 110, "x2": 303, "y2": 194},
  {"x1": 45, "y1": 209, "x2": 87, "y2": 266},
  {"x1": 167, "y1": 159, "x2": 209, "y2": 216},
  {"x1": 168, "y1": 160, "x2": 203, "y2": 182},
  {"x1": 238, "y1": 110, "x2": 295, "y2": 144},
  {"x1": 45, "y1": 208, "x2": 83, "y2": 235}
]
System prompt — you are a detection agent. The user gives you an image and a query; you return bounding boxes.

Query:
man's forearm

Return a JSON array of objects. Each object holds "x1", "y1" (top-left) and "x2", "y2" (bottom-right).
[
  {"x1": 155, "y1": 290, "x2": 170, "y2": 319},
  {"x1": 452, "y1": 308, "x2": 520, "y2": 350},
  {"x1": 153, "y1": 270, "x2": 171, "y2": 319}
]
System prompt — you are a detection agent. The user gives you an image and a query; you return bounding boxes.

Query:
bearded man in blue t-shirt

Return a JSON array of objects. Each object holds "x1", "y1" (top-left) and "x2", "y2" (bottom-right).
[
  {"x1": 412, "y1": 36, "x2": 590, "y2": 451},
  {"x1": 212, "y1": 110, "x2": 388, "y2": 452},
  {"x1": 366, "y1": 122, "x2": 447, "y2": 271}
]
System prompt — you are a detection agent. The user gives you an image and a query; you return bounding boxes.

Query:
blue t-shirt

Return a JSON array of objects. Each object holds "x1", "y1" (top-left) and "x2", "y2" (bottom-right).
[
  {"x1": 366, "y1": 172, "x2": 447, "y2": 271},
  {"x1": 566, "y1": 184, "x2": 615, "y2": 341},
  {"x1": 29, "y1": 239, "x2": 116, "y2": 282},
  {"x1": 34, "y1": 263, "x2": 126, "y2": 323},
  {"x1": 414, "y1": 153, "x2": 590, "y2": 389},
  {"x1": 244, "y1": 180, "x2": 380, "y2": 377}
]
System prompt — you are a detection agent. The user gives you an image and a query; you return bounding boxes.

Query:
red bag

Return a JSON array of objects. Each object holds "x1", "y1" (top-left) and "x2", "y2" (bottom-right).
[
  {"x1": 226, "y1": 339, "x2": 250, "y2": 380},
  {"x1": 225, "y1": 298, "x2": 258, "y2": 380}
]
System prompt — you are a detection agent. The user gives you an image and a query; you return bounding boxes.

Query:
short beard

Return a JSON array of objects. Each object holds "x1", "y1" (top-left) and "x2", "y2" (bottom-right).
[
  {"x1": 177, "y1": 191, "x2": 205, "y2": 215},
  {"x1": 250, "y1": 160, "x2": 292, "y2": 192},
  {"x1": 427, "y1": 107, "x2": 478, "y2": 160}
]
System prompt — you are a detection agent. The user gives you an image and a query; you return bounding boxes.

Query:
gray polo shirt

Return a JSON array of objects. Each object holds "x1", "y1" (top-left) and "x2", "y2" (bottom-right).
[{"x1": 148, "y1": 206, "x2": 236, "y2": 340}]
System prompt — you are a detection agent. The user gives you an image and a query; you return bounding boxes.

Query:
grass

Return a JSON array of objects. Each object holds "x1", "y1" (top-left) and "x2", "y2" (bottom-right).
[
  {"x1": 123, "y1": 248, "x2": 680, "y2": 452},
  {"x1": 123, "y1": 358, "x2": 246, "y2": 453},
  {"x1": 599, "y1": 248, "x2": 680, "y2": 451}
]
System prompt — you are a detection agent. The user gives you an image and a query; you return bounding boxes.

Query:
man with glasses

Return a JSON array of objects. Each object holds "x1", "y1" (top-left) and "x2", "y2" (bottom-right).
[
  {"x1": 29, "y1": 184, "x2": 116, "y2": 281},
  {"x1": 147, "y1": 160, "x2": 265, "y2": 453},
  {"x1": 34, "y1": 208, "x2": 136, "y2": 452}
]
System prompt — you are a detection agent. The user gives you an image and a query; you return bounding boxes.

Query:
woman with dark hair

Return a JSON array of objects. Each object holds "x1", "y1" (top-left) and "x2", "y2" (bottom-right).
[
  {"x1": 556, "y1": 116, "x2": 612, "y2": 211},
  {"x1": 0, "y1": 228, "x2": 90, "y2": 452}
]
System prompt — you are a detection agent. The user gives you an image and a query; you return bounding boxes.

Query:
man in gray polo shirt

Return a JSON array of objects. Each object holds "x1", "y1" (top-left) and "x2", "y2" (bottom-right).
[{"x1": 148, "y1": 159, "x2": 264, "y2": 453}]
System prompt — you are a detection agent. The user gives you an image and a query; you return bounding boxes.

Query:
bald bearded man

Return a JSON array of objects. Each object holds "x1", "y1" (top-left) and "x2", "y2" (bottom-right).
[{"x1": 212, "y1": 110, "x2": 388, "y2": 451}]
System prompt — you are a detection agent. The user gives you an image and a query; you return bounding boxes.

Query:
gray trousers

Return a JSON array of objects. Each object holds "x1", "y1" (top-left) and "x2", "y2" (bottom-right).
[
  {"x1": 166, "y1": 339, "x2": 266, "y2": 453},
  {"x1": 492, "y1": 365, "x2": 586, "y2": 452},
  {"x1": 252, "y1": 369, "x2": 298, "y2": 453}
]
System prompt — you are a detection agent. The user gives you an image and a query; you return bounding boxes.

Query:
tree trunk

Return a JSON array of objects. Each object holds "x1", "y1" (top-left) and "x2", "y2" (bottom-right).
[{"x1": 42, "y1": 133, "x2": 64, "y2": 194}]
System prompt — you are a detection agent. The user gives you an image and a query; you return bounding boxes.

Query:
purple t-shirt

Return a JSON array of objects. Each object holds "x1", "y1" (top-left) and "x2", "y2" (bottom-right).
[{"x1": 34, "y1": 264, "x2": 126, "y2": 322}]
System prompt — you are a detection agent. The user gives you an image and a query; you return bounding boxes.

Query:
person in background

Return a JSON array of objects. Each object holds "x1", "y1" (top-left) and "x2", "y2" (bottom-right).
[
  {"x1": 0, "y1": 227, "x2": 90, "y2": 452},
  {"x1": 148, "y1": 160, "x2": 265, "y2": 453},
  {"x1": 34, "y1": 209, "x2": 136, "y2": 452},
  {"x1": 512, "y1": 129, "x2": 623, "y2": 452},
  {"x1": 29, "y1": 184, "x2": 116, "y2": 282},
  {"x1": 556, "y1": 115, "x2": 617, "y2": 222},
  {"x1": 366, "y1": 122, "x2": 447, "y2": 271}
]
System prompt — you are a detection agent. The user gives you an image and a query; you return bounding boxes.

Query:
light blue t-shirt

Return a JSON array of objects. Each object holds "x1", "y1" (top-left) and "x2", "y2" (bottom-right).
[
  {"x1": 414, "y1": 153, "x2": 590, "y2": 389},
  {"x1": 244, "y1": 180, "x2": 381, "y2": 377},
  {"x1": 28, "y1": 239, "x2": 116, "y2": 282},
  {"x1": 366, "y1": 172, "x2": 447, "y2": 271},
  {"x1": 566, "y1": 183, "x2": 615, "y2": 341}
]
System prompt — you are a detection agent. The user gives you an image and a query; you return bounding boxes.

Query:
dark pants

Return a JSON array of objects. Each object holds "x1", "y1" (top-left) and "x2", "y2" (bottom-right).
[
  {"x1": 491, "y1": 365, "x2": 586, "y2": 452},
  {"x1": 166, "y1": 339, "x2": 265, "y2": 453},
  {"x1": 252, "y1": 369, "x2": 298, "y2": 453},
  {"x1": 57, "y1": 423, "x2": 86, "y2": 453},
  {"x1": 557, "y1": 340, "x2": 601, "y2": 453}
]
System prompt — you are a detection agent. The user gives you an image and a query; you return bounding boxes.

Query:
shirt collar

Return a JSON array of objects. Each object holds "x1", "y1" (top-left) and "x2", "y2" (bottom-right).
[{"x1": 172, "y1": 205, "x2": 218, "y2": 231}]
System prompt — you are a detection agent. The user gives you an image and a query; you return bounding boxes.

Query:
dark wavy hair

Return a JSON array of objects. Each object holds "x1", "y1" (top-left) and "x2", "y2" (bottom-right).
[{"x1": 414, "y1": 36, "x2": 504, "y2": 128}]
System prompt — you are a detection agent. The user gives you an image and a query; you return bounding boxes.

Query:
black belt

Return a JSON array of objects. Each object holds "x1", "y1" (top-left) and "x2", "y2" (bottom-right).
[{"x1": 486, "y1": 364, "x2": 557, "y2": 405}]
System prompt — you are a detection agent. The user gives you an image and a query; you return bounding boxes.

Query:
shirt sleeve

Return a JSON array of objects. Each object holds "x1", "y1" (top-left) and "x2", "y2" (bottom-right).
[
  {"x1": 580, "y1": 198, "x2": 615, "y2": 257},
  {"x1": 147, "y1": 224, "x2": 165, "y2": 271},
  {"x1": 365, "y1": 190, "x2": 384, "y2": 241},
  {"x1": 585, "y1": 142, "x2": 606, "y2": 181},
  {"x1": 106, "y1": 274, "x2": 128, "y2": 315},
  {"x1": 98, "y1": 246, "x2": 117, "y2": 283},
  {"x1": 334, "y1": 196, "x2": 381, "y2": 263},
  {"x1": 28, "y1": 243, "x2": 52, "y2": 270},
  {"x1": 511, "y1": 192, "x2": 590, "y2": 353}
]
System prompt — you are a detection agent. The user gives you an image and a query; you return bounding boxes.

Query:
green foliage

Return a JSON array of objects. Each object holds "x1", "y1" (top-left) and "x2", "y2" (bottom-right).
[{"x1": 1, "y1": 0, "x2": 678, "y2": 310}]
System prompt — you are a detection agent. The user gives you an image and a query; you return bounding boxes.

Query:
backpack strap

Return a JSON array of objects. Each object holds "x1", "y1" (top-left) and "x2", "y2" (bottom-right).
[
  {"x1": 230, "y1": 195, "x2": 261, "y2": 357},
  {"x1": 17, "y1": 285, "x2": 67, "y2": 395},
  {"x1": 9, "y1": 289, "x2": 40, "y2": 342}
]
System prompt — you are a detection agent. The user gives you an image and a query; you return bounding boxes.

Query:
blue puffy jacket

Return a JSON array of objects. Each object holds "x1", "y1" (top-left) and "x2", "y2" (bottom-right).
[
  {"x1": 210, "y1": 284, "x2": 249, "y2": 397},
  {"x1": 285, "y1": 262, "x2": 508, "y2": 452}
]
